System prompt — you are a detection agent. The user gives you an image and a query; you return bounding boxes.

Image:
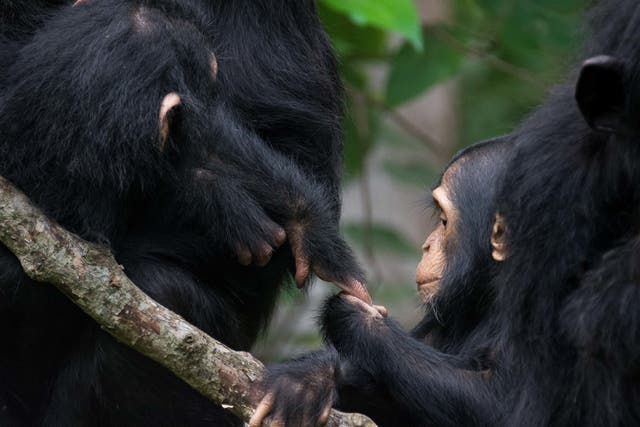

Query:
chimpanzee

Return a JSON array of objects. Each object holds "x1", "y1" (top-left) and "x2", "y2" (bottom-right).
[
  {"x1": 0, "y1": 1, "x2": 69, "y2": 39},
  {"x1": 253, "y1": 0, "x2": 640, "y2": 425},
  {"x1": 250, "y1": 136, "x2": 512, "y2": 426},
  {"x1": 0, "y1": 0, "x2": 370, "y2": 426},
  {"x1": 0, "y1": 1, "x2": 71, "y2": 87}
]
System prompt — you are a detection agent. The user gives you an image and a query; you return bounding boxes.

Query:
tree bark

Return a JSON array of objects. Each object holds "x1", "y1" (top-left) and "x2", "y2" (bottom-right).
[{"x1": 0, "y1": 176, "x2": 376, "y2": 427}]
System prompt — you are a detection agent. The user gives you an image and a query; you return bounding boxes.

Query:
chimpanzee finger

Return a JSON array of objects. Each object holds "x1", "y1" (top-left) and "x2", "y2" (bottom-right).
[
  {"x1": 341, "y1": 294, "x2": 381, "y2": 317},
  {"x1": 293, "y1": 252, "x2": 310, "y2": 288},
  {"x1": 236, "y1": 245, "x2": 253, "y2": 266},
  {"x1": 253, "y1": 242, "x2": 275, "y2": 267},
  {"x1": 316, "y1": 389, "x2": 334, "y2": 426},
  {"x1": 287, "y1": 230, "x2": 311, "y2": 288},
  {"x1": 272, "y1": 225, "x2": 287, "y2": 248},
  {"x1": 249, "y1": 393, "x2": 274, "y2": 427},
  {"x1": 335, "y1": 278, "x2": 372, "y2": 305},
  {"x1": 318, "y1": 402, "x2": 332, "y2": 427},
  {"x1": 374, "y1": 304, "x2": 388, "y2": 317},
  {"x1": 314, "y1": 272, "x2": 372, "y2": 305}
]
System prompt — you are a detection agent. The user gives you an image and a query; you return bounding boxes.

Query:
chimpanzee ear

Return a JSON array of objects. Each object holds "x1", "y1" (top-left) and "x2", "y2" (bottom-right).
[
  {"x1": 491, "y1": 213, "x2": 508, "y2": 262},
  {"x1": 159, "y1": 92, "x2": 182, "y2": 152},
  {"x1": 575, "y1": 55, "x2": 626, "y2": 133}
]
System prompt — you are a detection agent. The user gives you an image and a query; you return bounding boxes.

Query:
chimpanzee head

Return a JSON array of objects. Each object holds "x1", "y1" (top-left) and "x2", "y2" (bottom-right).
[{"x1": 415, "y1": 138, "x2": 512, "y2": 333}]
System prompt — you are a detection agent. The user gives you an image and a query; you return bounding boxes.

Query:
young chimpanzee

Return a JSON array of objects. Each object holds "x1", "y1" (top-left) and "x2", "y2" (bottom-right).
[
  {"x1": 255, "y1": 0, "x2": 640, "y2": 425},
  {"x1": 0, "y1": 0, "x2": 370, "y2": 426},
  {"x1": 251, "y1": 136, "x2": 512, "y2": 427}
]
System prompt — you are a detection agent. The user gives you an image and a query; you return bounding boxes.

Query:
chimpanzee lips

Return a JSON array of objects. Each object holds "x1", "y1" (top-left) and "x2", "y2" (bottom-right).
[
  {"x1": 417, "y1": 278, "x2": 440, "y2": 291},
  {"x1": 417, "y1": 279, "x2": 440, "y2": 303}
]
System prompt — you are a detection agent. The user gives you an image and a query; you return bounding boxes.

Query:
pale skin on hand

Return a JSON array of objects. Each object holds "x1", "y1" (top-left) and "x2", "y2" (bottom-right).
[{"x1": 249, "y1": 389, "x2": 334, "y2": 427}]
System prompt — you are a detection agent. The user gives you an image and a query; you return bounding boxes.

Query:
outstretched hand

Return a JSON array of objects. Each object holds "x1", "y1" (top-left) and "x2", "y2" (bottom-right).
[{"x1": 287, "y1": 223, "x2": 372, "y2": 305}]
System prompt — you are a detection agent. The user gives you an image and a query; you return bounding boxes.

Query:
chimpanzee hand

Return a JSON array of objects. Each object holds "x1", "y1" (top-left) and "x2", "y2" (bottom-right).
[
  {"x1": 286, "y1": 220, "x2": 372, "y2": 304},
  {"x1": 228, "y1": 205, "x2": 287, "y2": 267},
  {"x1": 321, "y1": 294, "x2": 389, "y2": 362},
  {"x1": 189, "y1": 167, "x2": 287, "y2": 267},
  {"x1": 249, "y1": 352, "x2": 339, "y2": 427}
]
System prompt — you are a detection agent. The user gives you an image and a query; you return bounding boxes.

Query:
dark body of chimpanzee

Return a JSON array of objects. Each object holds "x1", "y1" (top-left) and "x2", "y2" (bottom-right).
[
  {"x1": 0, "y1": 1, "x2": 364, "y2": 426},
  {"x1": 259, "y1": 0, "x2": 640, "y2": 426}
]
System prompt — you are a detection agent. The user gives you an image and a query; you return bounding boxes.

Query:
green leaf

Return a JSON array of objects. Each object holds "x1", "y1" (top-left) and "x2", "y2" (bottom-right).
[
  {"x1": 386, "y1": 34, "x2": 463, "y2": 106},
  {"x1": 344, "y1": 222, "x2": 417, "y2": 257},
  {"x1": 321, "y1": 0, "x2": 423, "y2": 50},
  {"x1": 319, "y1": 4, "x2": 388, "y2": 58}
]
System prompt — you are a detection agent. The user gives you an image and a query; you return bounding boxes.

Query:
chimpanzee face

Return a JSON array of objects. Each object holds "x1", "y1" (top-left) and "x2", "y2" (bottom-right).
[
  {"x1": 416, "y1": 166, "x2": 458, "y2": 303},
  {"x1": 416, "y1": 162, "x2": 508, "y2": 304}
]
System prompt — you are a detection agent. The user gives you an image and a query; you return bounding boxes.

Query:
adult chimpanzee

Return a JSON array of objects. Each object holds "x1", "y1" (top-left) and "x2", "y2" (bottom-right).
[
  {"x1": 0, "y1": 1, "x2": 71, "y2": 88},
  {"x1": 255, "y1": 0, "x2": 640, "y2": 425},
  {"x1": 251, "y1": 136, "x2": 512, "y2": 426},
  {"x1": 0, "y1": 1, "x2": 370, "y2": 426},
  {"x1": 0, "y1": 1, "x2": 69, "y2": 39}
]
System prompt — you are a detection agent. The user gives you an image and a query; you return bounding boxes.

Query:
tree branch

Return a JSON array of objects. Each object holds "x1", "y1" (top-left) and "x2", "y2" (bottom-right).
[{"x1": 0, "y1": 176, "x2": 376, "y2": 427}]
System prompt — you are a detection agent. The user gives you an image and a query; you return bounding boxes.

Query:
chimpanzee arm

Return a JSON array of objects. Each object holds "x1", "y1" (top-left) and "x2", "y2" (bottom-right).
[
  {"x1": 253, "y1": 297, "x2": 495, "y2": 427},
  {"x1": 322, "y1": 295, "x2": 498, "y2": 426},
  {"x1": 196, "y1": 105, "x2": 369, "y2": 300}
]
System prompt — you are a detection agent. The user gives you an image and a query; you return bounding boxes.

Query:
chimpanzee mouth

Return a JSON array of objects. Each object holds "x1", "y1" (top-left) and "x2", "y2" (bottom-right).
[
  {"x1": 417, "y1": 279, "x2": 441, "y2": 302},
  {"x1": 417, "y1": 278, "x2": 440, "y2": 292}
]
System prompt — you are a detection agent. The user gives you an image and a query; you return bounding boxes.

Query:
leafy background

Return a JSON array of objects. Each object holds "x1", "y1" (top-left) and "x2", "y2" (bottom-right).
[{"x1": 256, "y1": 0, "x2": 587, "y2": 362}]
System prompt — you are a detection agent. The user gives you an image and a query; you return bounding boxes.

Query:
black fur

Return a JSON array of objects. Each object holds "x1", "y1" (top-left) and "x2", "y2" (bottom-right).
[
  {"x1": 261, "y1": 137, "x2": 511, "y2": 427},
  {"x1": 263, "y1": 1, "x2": 640, "y2": 425},
  {"x1": 0, "y1": 1, "x2": 363, "y2": 425}
]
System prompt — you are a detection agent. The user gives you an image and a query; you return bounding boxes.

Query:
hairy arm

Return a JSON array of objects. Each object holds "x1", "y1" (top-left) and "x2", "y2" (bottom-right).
[
  {"x1": 322, "y1": 295, "x2": 497, "y2": 427},
  {"x1": 192, "y1": 105, "x2": 369, "y2": 301}
]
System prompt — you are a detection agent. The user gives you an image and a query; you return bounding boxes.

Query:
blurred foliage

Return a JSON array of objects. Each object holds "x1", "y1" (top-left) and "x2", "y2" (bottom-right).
[
  {"x1": 258, "y1": 0, "x2": 588, "y2": 361},
  {"x1": 344, "y1": 222, "x2": 417, "y2": 257},
  {"x1": 319, "y1": 0, "x2": 587, "y2": 273},
  {"x1": 322, "y1": 0, "x2": 423, "y2": 50}
]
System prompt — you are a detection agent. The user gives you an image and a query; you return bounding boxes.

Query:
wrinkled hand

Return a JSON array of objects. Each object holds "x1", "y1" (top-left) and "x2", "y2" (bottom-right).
[
  {"x1": 249, "y1": 354, "x2": 338, "y2": 427},
  {"x1": 231, "y1": 215, "x2": 286, "y2": 267},
  {"x1": 286, "y1": 222, "x2": 372, "y2": 305}
]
